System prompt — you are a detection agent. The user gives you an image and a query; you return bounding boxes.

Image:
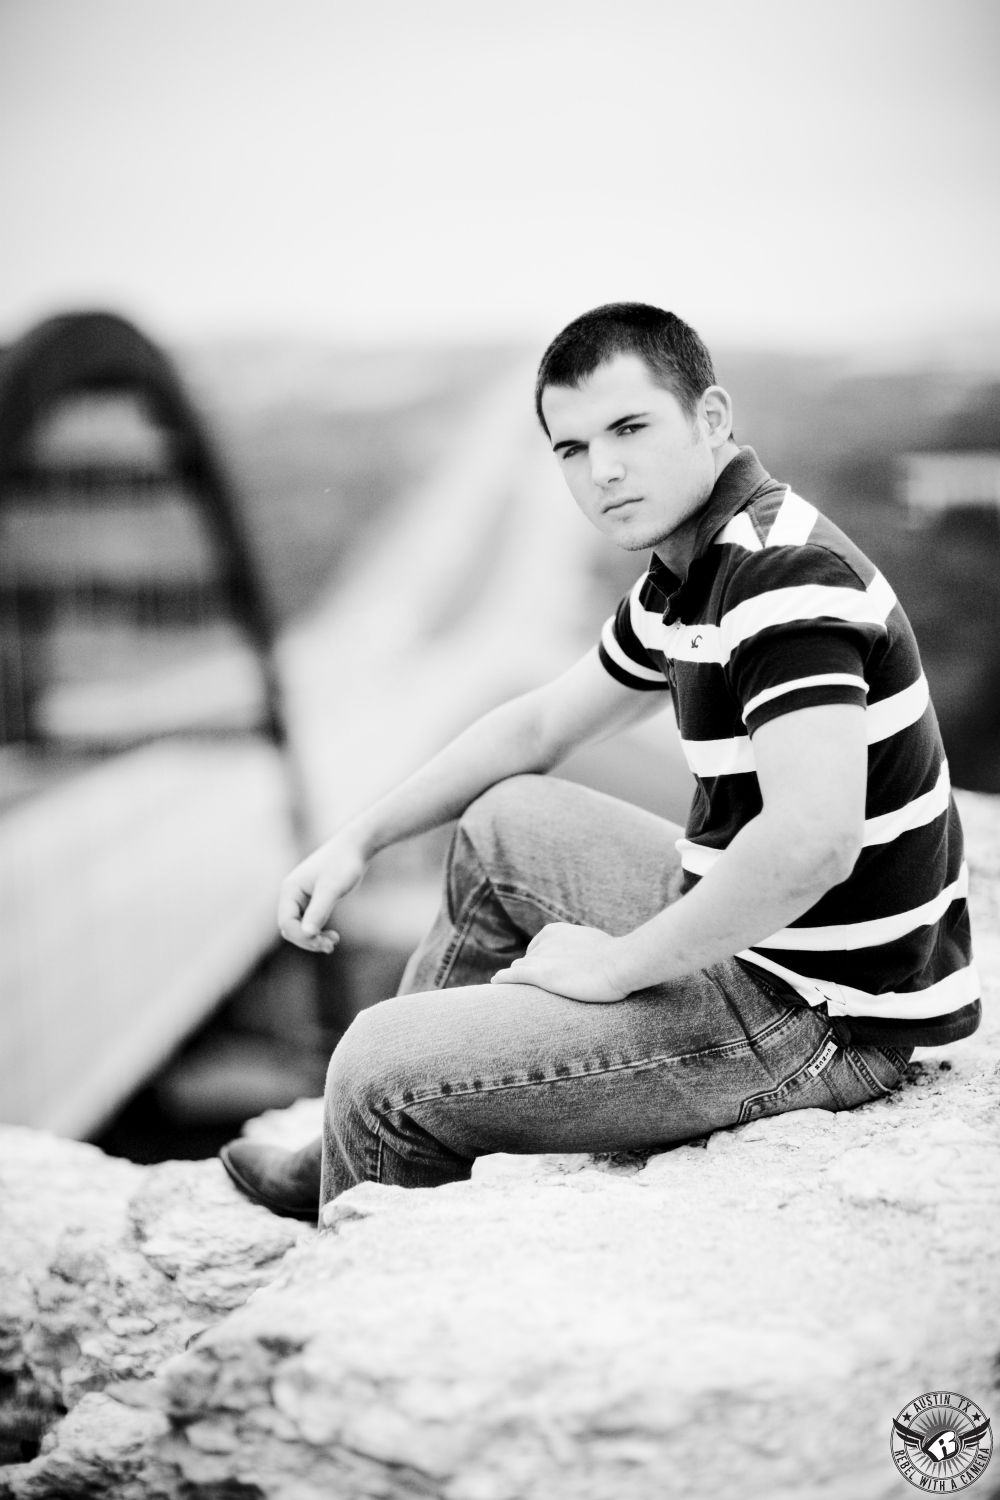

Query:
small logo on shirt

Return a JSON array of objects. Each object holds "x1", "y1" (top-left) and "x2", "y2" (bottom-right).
[
  {"x1": 890, "y1": 1391, "x2": 992, "y2": 1489},
  {"x1": 690, "y1": 634, "x2": 703, "y2": 649}
]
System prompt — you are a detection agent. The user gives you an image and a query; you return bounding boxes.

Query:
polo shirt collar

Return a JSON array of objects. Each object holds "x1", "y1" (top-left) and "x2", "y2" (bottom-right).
[{"x1": 640, "y1": 446, "x2": 773, "y2": 621}]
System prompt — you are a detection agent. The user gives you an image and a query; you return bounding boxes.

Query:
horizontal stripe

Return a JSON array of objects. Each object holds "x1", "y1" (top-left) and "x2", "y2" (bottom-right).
[
  {"x1": 600, "y1": 617, "x2": 667, "y2": 684},
  {"x1": 679, "y1": 733, "x2": 755, "y2": 777},
  {"x1": 757, "y1": 865, "x2": 968, "y2": 952},
  {"x1": 632, "y1": 571, "x2": 897, "y2": 667},
  {"x1": 601, "y1": 459, "x2": 974, "y2": 1034},
  {"x1": 863, "y1": 762, "x2": 951, "y2": 845},
  {"x1": 626, "y1": 571, "x2": 649, "y2": 617},
  {"x1": 721, "y1": 573, "x2": 897, "y2": 658},
  {"x1": 866, "y1": 674, "x2": 929, "y2": 743},
  {"x1": 739, "y1": 951, "x2": 980, "y2": 1021},
  {"x1": 675, "y1": 838, "x2": 722, "y2": 877},
  {"x1": 714, "y1": 511, "x2": 762, "y2": 552},
  {"x1": 742, "y1": 673, "x2": 869, "y2": 723},
  {"x1": 632, "y1": 610, "x2": 718, "y2": 662},
  {"x1": 680, "y1": 675, "x2": 930, "y2": 777},
  {"x1": 765, "y1": 490, "x2": 818, "y2": 548},
  {"x1": 677, "y1": 765, "x2": 952, "y2": 878},
  {"x1": 713, "y1": 489, "x2": 818, "y2": 553},
  {"x1": 598, "y1": 645, "x2": 667, "y2": 693}
]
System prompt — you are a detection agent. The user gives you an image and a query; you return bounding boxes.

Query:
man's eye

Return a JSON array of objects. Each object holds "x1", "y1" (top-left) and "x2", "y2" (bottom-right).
[
  {"x1": 561, "y1": 445, "x2": 583, "y2": 460},
  {"x1": 618, "y1": 423, "x2": 644, "y2": 436}
]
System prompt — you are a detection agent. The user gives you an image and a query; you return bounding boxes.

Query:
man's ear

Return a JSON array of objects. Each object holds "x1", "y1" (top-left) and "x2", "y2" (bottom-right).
[{"x1": 700, "y1": 386, "x2": 734, "y2": 448}]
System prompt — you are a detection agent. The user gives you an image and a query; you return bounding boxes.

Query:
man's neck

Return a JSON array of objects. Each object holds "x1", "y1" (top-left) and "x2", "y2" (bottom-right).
[{"x1": 652, "y1": 441, "x2": 741, "y2": 578}]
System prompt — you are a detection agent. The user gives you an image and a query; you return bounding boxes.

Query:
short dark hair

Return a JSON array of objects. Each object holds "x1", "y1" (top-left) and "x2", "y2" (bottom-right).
[{"x1": 534, "y1": 302, "x2": 717, "y2": 436}]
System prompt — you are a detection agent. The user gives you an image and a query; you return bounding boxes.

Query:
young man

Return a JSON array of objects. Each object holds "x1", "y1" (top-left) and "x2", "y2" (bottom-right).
[{"x1": 221, "y1": 302, "x2": 979, "y2": 1222}]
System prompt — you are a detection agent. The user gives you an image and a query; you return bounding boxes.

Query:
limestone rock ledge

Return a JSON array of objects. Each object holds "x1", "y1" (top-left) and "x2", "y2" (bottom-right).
[{"x1": 2, "y1": 791, "x2": 999, "y2": 1500}]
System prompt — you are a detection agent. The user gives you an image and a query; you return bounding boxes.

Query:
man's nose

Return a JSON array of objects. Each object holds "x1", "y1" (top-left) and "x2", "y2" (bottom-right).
[{"x1": 590, "y1": 443, "x2": 625, "y2": 487}]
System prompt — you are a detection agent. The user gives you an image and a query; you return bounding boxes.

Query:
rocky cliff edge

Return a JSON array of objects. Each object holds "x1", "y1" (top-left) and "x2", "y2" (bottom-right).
[{"x1": 1, "y1": 791, "x2": 998, "y2": 1500}]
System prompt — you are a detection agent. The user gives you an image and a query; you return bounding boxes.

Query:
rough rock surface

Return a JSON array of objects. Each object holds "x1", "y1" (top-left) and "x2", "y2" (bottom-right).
[{"x1": 1, "y1": 791, "x2": 999, "y2": 1500}]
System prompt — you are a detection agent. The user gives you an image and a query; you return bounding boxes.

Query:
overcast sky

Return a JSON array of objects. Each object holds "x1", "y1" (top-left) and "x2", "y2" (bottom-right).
[{"x1": 2, "y1": 0, "x2": 998, "y2": 356}]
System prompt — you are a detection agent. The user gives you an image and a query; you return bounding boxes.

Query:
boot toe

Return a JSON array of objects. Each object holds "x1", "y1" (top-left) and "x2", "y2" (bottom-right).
[{"x1": 219, "y1": 1140, "x2": 319, "y2": 1222}]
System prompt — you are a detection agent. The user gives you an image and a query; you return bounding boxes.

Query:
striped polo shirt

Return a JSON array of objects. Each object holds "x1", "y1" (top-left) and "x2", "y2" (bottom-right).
[{"x1": 598, "y1": 447, "x2": 980, "y2": 1049}]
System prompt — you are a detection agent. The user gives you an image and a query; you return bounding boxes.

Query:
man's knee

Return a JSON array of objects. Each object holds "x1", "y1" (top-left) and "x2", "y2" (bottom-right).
[
  {"x1": 325, "y1": 1003, "x2": 390, "y2": 1117},
  {"x1": 459, "y1": 773, "x2": 550, "y2": 853}
]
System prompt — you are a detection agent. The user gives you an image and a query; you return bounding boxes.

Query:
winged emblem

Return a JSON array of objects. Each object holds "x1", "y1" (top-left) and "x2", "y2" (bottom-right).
[{"x1": 893, "y1": 1414, "x2": 992, "y2": 1461}]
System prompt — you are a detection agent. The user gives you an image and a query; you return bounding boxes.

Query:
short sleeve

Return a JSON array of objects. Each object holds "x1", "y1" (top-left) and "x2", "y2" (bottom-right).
[
  {"x1": 597, "y1": 577, "x2": 672, "y2": 693},
  {"x1": 736, "y1": 627, "x2": 869, "y2": 734},
  {"x1": 723, "y1": 546, "x2": 889, "y2": 734}
]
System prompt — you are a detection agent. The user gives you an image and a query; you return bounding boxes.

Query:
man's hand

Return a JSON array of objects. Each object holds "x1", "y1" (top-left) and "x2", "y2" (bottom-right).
[
  {"x1": 491, "y1": 923, "x2": 630, "y2": 1003},
  {"x1": 277, "y1": 833, "x2": 368, "y2": 953}
]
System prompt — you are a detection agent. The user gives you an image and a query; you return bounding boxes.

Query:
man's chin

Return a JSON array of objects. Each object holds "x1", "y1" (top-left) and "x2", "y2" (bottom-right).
[{"x1": 614, "y1": 531, "x2": 665, "y2": 553}]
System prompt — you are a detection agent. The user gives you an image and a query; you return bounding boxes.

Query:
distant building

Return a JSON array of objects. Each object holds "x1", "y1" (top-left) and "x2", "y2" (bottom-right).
[{"x1": 899, "y1": 450, "x2": 1000, "y2": 523}]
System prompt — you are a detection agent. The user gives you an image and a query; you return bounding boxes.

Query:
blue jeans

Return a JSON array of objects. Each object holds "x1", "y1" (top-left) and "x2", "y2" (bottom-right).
[{"x1": 320, "y1": 775, "x2": 911, "y2": 1204}]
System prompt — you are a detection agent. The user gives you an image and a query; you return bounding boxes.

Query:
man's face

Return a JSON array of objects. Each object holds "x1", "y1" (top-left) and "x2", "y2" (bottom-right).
[{"x1": 540, "y1": 353, "x2": 719, "y2": 560}]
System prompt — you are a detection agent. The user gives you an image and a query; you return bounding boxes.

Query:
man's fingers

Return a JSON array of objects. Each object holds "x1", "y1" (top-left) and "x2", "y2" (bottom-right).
[
  {"x1": 301, "y1": 884, "x2": 347, "y2": 952},
  {"x1": 277, "y1": 879, "x2": 339, "y2": 952},
  {"x1": 526, "y1": 922, "x2": 575, "y2": 954},
  {"x1": 277, "y1": 881, "x2": 308, "y2": 932},
  {"x1": 281, "y1": 917, "x2": 339, "y2": 954},
  {"x1": 491, "y1": 957, "x2": 538, "y2": 985},
  {"x1": 491, "y1": 955, "x2": 525, "y2": 983},
  {"x1": 301, "y1": 885, "x2": 335, "y2": 935},
  {"x1": 491, "y1": 965, "x2": 538, "y2": 987}
]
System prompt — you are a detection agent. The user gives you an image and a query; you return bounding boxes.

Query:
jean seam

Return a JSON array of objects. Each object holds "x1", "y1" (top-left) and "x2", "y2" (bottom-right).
[
  {"x1": 845, "y1": 1046, "x2": 895, "y2": 1097},
  {"x1": 492, "y1": 881, "x2": 589, "y2": 927},
  {"x1": 737, "y1": 1027, "x2": 838, "y2": 1123},
  {"x1": 385, "y1": 988, "x2": 811, "y2": 1114},
  {"x1": 703, "y1": 963, "x2": 814, "y2": 1067},
  {"x1": 382, "y1": 1026, "x2": 789, "y2": 1115},
  {"x1": 432, "y1": 880, "x2": 598, "y2": 991},
  {"x1": 367, "y1": 1119, "x2": 410, "y2": 1185},
  {"x1": 711, "y1": 987, "x2": 809, "y2": 1064},
  {"x1": 432, "y1": 879, "x2": 494, "y2": 988}
]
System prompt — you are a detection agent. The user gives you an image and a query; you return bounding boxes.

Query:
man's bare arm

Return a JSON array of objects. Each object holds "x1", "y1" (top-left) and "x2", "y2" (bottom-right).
[
  {"x1": 492, "y1": 702, "x2": 867, "y2": 999},
  {"x1": 279, "y1": 648, "x2": 668, "y2": 951}
]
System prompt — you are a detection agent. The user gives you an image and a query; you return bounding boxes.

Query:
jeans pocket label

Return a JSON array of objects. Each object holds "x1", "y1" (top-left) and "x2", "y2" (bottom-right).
[{"x1": 804, "y1": 1036, "x2": 839, "y2": 1079}]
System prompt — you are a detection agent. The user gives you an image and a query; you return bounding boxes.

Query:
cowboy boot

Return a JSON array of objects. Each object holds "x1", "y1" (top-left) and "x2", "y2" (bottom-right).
[{"x1": 219, "y1": 1134, "x2": 322, "y2": 1221}]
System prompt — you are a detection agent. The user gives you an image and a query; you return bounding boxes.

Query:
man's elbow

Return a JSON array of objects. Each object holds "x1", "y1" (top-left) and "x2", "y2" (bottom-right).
[
  {"x1": 823, "y1": 827, "x2": 864, "y2": 886},
  {"x1": 511, "y1": 696, "x2": 566, "y2": 775},
  {"x1": 785, "y1": 819, "x2": 863, "y2": 894}
]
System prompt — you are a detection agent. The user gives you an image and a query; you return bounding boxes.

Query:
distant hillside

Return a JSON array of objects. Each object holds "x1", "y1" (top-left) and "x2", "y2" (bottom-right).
[{"x1": 716, "y1": 349, "x2": 999, "y2": 497}]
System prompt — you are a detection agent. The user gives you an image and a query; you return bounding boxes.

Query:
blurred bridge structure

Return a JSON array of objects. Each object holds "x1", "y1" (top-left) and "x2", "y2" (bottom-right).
[
  {"x1": 0, "y1": 311, "x2": 688, "y2": 1144},
  {"x1": 0, "y1": 312, "x2": 301, "y2": 1137}
]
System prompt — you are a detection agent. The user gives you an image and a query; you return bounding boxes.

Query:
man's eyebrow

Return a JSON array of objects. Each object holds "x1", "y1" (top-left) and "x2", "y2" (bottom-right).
[{"x1": 551, "y1": 411, "x2": 650, "y2": 454}]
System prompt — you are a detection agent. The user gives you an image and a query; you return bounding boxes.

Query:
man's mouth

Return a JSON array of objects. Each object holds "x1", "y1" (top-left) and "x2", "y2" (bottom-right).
[{"x1": 602, "y1": 496, "x2": 641, "y2": 514}]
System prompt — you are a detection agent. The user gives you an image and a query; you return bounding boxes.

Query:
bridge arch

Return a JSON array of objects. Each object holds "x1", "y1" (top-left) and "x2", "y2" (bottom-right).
[
  {"x1": 0, "y1": 309, "x2": 284, "y2": 748},
  {"x1": 0, "y1": 311, "x2": 305, "y2": 1136}
]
